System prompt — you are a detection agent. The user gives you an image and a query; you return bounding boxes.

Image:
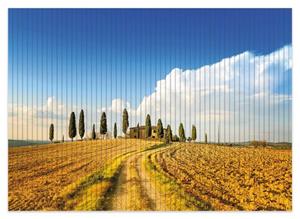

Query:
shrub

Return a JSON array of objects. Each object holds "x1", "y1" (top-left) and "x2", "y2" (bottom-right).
[
  {"x1": 172, "y1": 135, "x2": 180, "y2": 142},
  {"x1": 250, "y1": 140, "x2": 267, "y2": 147}
]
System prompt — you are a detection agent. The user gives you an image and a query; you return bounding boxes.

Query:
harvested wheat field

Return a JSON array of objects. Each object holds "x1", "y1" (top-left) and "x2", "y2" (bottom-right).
[
  {"x1": 8, "y1": 139, "x2": 159, "y2": 210},
  {"x1": 150, "y1": 143, "x2": 292, "y2": 211},
  {"x1": 9, "y1": 140, "x2": 292, "y2": 211}
]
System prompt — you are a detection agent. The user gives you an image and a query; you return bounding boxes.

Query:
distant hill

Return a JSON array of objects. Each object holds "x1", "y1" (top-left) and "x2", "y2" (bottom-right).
[{"x1": 8, "y1": 139, "x2": 50, "y2": 147}]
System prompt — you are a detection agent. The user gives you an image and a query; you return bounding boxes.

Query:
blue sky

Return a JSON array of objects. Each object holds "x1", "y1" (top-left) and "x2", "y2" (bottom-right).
[{"x1": 8, "y1": 9, "x2": 292, "y2": 142}]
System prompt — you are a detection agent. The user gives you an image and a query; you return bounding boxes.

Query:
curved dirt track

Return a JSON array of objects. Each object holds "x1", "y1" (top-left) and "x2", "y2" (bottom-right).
[
  {"x1": 8, "y1": 139, "x2": 158, "y2": 210},
  {"x1": 9, "y1": 140, "x2": 292, "y2": 211},
  {"x1": 105, "y1": 154, "x2": 154, "y2": 210},
  {"x1": 102, "y1": 146, "x2": 201, "y2": 211}
]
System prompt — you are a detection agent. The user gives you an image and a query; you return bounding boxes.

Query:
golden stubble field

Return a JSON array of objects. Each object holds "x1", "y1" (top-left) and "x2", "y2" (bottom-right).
[
  {"x1": 151, "y1": 143, "x2": 292, "y2": 210},
  {"x1": 8, "y1": 139, "x2": 158, "y2": 210},
  {"x1": 8, "y1": 140, "x2": 292, "y2": 211}
]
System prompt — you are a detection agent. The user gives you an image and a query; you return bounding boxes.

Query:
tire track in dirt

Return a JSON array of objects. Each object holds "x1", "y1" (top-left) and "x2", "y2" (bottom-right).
[
  {"x1": 104, "y1": 154, "x2": 154, "y2": 210},
  {"x1": 104, "y1": 144, "x2": 200, "y2": 211},
  {"x1": 135, "y1": 152, "x2": 170, "y2": 210}
]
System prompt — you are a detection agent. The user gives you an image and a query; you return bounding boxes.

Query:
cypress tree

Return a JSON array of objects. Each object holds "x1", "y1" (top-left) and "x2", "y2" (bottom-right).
[
  {"x1": 49, "y1": 123, "x2": 54, "y2": 142},
  {"x1": 165, "y1": 124, "x2": 172, "y2": 143},
  {"x1": 157, "y1": 119, "x2": 164, "y2": 139},
  {"x1": 69, "y1": 112, "x2": 77, "y2": 141},
  {"x1": 168, "y1": 125, "x2": 172, "y2": 141},
  {"x1": 113, "y1": 122, "x2": 117, "y2": 139},
  {"x1": 92, "y1": 124, "x2": 96, "y2": 140},
  {"x1": 178, "y1": 123, "x2": 186, "y2": 142},
  {"x1": 122, "y1": 108, "x2": 129, "y2": 135},
  {"x1": 145, "y1": 114, "x2": 152, "y2": 138},
  {"x1": 79, "y1": 109, "x2": 85, "y2": 140},
  {"x1": 100, "y1": 112, "x2": 107, "y2": 135},
  {"x1": 205, "y1": 133, "x2": 208, "y2": 144},
  {"x1": 137, "y1": 123, "x2": 140, "y2": 138},
  {"x1": 192, "y1": 125, "x2": 197, "y2": 141}
]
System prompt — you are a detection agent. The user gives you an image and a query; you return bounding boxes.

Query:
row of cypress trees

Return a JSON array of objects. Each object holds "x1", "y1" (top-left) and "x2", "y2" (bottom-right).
[
  {"x1": 49, "y1": 108, "x2": 200, "y2": 143},
  {"x1": 49, "y1": 109, "x2": 129, "y2": 142},
  {"x1": 68, "y1": 110, "x2": 113, "y2": 141}
]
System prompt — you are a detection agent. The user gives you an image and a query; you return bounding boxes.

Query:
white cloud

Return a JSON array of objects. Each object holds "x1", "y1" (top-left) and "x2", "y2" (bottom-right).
[
  {"x1": 8, "y1": 96, "x2": 76, "y2": 141},
  {"x1": 8, "y1": 45, "x2": 292, "y2": 142},
  {"x1": 101, "y1": 98, "x2": 131, "y2": 113},
  {"x1": 104, "y1": 45, "x2": 292, "y2": 142}
]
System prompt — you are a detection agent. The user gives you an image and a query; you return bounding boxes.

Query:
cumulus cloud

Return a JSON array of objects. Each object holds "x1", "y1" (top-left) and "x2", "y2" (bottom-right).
[
  {"x1": 101, "y1": 98, "x2": 131, "y2": 113},
  {"x1": 8, "y1": 96, "x2": 69, "y2": 140},
  {"x1": 8, "y1": 45, "x2": 292, "y2": 142},
  {"x1": 104, "y1": 45, "x2": 292, "y2": 142}
]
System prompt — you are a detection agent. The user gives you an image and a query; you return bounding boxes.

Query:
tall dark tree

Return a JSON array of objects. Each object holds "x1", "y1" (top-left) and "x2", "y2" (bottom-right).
[
  {"x1": 178, "y1": 123, "x2": 186, "y2": 142},
  {"x1": 192, "y1": 125, "x2": 197, "y2": 141},
  {"x1": 113, "y1": 123, "x2": 117, "y2": 139},
  {"x1": 145, "y1": 114, "x2": 152, "y2": 138},
  {"x1": 167, "y1": 125, "x2": 173, "y2": 141},
  {"x1": 157, "y1": 119, "x2": 164, "y2": 139},
  {"x1": 92, "y1": 124, "x2": 96, "y2": 140},
  {"x1": 165, "y1": 124, "x2": 172, "y2": 143},
  {"x1": 79, "y1": 109, "x2": 85, "y2": 140},
  {"x1": 69, "y1": 112, "x2": 77, "y2": 141},
  {"x1": 122, "y1": 108, "x2": 129, "y2": 135},
  {"x1": 137, "y1": 123, "x2": 140, "y2": 138},
  {"x1": 100, "y1": 112, "x2": 107, "y2": 135},
  {"x1": 205, "y1": 133, "x2": 208, "y2": 144},
  {"x1": 49, "y1": 123, "x2": 54, "y2": 143}
]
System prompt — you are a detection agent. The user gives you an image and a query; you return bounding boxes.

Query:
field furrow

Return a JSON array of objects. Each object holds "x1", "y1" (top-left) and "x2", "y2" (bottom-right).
[
  {"x1": 153, "y1": 143, "x2": 292, "y2": 210},
  {"x1": 8, "y1": 140, "x2": 292, "y2": 211},
  {"x1": 8, "y1": 139, "x2": 158, "y2": 210}
]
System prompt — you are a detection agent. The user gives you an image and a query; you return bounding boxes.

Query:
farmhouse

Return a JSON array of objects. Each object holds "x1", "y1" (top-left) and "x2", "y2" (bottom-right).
[{"x1": 129, "y1": 125, "x2": 165, "y2": 139}]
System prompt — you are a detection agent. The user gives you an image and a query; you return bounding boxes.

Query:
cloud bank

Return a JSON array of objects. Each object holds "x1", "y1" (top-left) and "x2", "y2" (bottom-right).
[
  {"x1": 103, "y1": 45, "x2": 292, "y2": 142},
  {"x1": 9, "y1": 45, "x2": 292, "y2": 142}
]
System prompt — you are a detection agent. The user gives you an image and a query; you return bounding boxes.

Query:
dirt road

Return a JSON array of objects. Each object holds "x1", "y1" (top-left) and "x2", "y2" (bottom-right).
[
  {"x1": 9, "y1": 140, "x2": 207, "y2": 211},
  {"x1": 102, "y1": 146, "x2": 201, "y2": 211}
]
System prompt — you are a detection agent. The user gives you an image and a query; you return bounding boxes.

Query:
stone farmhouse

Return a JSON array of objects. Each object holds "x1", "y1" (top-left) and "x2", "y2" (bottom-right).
[{"x1": 129, "y1": 125, "x2": 166, "y2": 139}]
